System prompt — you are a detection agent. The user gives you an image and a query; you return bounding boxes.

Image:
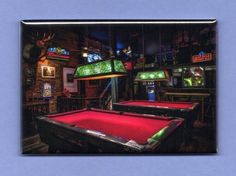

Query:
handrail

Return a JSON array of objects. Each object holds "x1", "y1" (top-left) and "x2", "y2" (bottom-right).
[
  {"x1": 99, "y1": 81, "x2": 112, "y2": 99},
  {"x1": 99, "y1": 81, "x2": 112, "y2": 108},
  {"x1": 104, "y1": 95, "x2": 112, "y2": 109}
]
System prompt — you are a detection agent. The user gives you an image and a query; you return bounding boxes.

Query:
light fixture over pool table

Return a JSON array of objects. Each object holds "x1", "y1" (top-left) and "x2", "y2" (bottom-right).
[
  {"x1": 135, "y1": 70, "x2": 169, "y2": 81},
  {"x1": 74, "y1": 59, "x2": 127, "y2": 80}
]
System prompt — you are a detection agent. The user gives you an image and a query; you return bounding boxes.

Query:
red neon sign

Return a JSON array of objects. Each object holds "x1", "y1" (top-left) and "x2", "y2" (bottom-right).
[
  {"x1": 47, "y1": 47, "x2": 70, "y2": 61},
  {"x1": 192, "y1": 53, "x2": 213, "y2": 63}
]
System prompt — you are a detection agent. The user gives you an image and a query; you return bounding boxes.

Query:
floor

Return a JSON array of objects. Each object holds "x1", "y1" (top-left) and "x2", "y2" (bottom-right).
[{"x1": 180, "y1": 121, "x2": 216, "y2": 153}]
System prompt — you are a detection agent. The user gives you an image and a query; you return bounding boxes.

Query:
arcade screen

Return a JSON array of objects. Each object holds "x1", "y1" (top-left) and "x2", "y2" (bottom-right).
[
  {"x1": 182, "y1": 66, "x2": 205, "y2": 87},
  {"x1": 87, "y1": 53, "x2": 102, "y2": 63}
]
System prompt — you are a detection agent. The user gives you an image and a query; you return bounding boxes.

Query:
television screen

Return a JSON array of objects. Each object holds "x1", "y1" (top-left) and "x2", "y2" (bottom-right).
[
  {"x1": 182, "y1": 66, "x2": 205, "y2": 87},
  {"x1": 87, "y1": 53, "x2": 102, "y2": 63}
]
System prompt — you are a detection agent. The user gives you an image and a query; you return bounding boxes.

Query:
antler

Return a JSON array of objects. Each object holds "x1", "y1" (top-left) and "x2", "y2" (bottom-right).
[
  {"x1": 34, "y1": 32, "x2": 55, "y2": 48},
  {"x1": 42, "y1": 33, "x2": 55, "y2": 43},
  {"x1": 29, "y1": 32, "x2": 55, "y2": 61}
]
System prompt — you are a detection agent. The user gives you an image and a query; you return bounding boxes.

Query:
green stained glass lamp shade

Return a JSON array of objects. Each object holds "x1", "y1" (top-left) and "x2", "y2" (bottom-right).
[
  {"x1": 74, "y1": 59, "x2": 127, "y2": 80},
  {"x1": 135, "y1": 71, "x2": 169, "y2": 81}
]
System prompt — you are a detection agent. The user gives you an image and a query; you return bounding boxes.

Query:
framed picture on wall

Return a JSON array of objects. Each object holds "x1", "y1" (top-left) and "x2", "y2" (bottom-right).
[
  {"x1": 41, "y1": 66, "x2": 55, "y2": 78},
  {"x1": 42, "y1": 82, "x2": 52, "y2": 98},
  {"x1": 63, "y1": 67, "x2": 78, "y2": 92}
]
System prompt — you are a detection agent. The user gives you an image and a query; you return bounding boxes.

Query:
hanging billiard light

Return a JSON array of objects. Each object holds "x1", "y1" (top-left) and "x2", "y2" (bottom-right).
[
  {"x1": 74, "y1": 59, "x2": 127, "y2": 80},
  {"x1": 135, "y1": 70, "x2": 169, "y2": 82}
]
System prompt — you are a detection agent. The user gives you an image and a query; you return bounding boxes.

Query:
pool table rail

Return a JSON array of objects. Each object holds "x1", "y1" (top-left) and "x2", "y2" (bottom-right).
[{"x1": 113, "y1": 101, "x2": 199, "y2": 112}]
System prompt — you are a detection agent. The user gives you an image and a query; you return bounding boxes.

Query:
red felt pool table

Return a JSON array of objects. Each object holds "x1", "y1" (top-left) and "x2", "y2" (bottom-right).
[
  {"x1": 35, "y1": 108, "x2": 184, "y2": 154},
  {"x1": 113, "y1": 100, "x2": 199, "y2": 142},
  {"x1": 113, "y1": 100, "x2": 198, "y2": 114}
]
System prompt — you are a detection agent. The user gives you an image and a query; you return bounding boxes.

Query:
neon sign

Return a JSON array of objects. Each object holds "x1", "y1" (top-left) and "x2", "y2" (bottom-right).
[
  {"x1": 47, "y1": 47, "x2": 70, "y2": 62},
  {"x1": 192, "y1": 51, "x2": 213, "y2": 63}
]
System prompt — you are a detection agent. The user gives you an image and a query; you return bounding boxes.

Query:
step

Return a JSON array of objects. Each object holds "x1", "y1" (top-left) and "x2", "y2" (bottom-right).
[
  {"x1": 23, "y1": 142, "x2": 48, "y2": 154},
  {"x1": 23, "y1": 134, "x2": 40, "y2": 147},
  {"x1": 28, "y1": 144, "x2": 49, "y2": 154}
]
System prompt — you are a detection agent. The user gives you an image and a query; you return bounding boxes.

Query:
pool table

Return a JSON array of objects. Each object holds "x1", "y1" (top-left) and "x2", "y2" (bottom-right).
[
  {"x1": 35, "y1": 108, "x2": 184, "y2": 154},
  {"x1": 113, "y1": 100, "x2": 199, "y2": 141}
]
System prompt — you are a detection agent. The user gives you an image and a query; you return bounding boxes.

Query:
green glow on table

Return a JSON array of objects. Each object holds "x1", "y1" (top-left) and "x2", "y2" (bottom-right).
[{"x1": 151, "y1": 127, "x2": 168, "y2": 141}]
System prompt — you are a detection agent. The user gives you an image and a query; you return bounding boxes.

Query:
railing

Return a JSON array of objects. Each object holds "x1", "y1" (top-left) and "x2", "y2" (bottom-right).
[
  {"x1": 23, "y1": 102, "x2": 49, "y2": 116},
  {"x1": 104, "y1": 95, "x2": 112, "y2": 110},
  {"x1": 57, "y1": 96, "x2": 83, "y2": 113},
  {"x1": 99, "y1": 81, "x2": 112, "y2": 109},
  {"x1": 57, "y1": 96, "x2": 100, "y2": 112},
  {"x1": 22, "y1": 101, "x2": 49, "y2": 137}
]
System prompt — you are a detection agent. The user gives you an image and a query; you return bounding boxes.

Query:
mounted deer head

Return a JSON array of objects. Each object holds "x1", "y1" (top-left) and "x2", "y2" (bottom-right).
[
  {"x1": 23, "y1": 32, "x2": 55, "y2": 63},
  {"x1": 32, "y1": 32, "x2": 55, "y2": 48}
]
